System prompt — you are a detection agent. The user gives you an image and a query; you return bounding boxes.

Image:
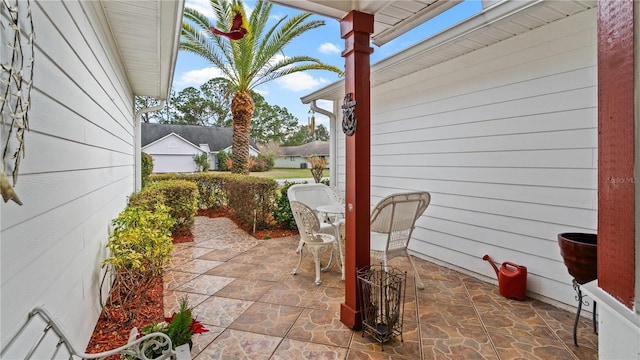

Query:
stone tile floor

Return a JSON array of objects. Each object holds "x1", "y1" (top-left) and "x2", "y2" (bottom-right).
[{"x1": 164, "y1": 217, "x2": 599, "y2": 359}]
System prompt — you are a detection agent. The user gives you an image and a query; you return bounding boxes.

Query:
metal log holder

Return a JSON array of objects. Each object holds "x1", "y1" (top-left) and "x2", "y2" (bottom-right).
[{"x1": 357, "y1": 264, "x2": 407, "y2": 350}]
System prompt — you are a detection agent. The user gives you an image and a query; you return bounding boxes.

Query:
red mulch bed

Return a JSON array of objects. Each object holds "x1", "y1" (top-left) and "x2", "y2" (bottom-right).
[
  {"x1": 85, "y1": 276, "x2": 164, "y2": 356},
  {"x1": 85, "y1": 211, "x2": 296, "y2": 354}
]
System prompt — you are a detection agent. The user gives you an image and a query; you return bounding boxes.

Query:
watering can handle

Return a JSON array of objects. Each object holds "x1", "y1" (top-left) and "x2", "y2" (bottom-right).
[{"x1": 503, "y1": 261, "x2": 525, "y2": 270}]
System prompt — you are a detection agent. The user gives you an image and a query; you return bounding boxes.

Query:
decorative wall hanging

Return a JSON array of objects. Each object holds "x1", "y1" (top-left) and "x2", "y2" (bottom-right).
[
  {"x1": 1, "y1": 0, "x2": 34, "y2": 205},
  {"x1": 341, "y1": 93, "x2": 357, "y2": 136}
]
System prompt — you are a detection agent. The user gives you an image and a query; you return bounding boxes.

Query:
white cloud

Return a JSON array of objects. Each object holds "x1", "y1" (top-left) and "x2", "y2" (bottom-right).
[
  {"x1": 253, "y1": 88, "x2": 269, "y2": 96},
  {"x1": 185, "y1": 0, "x2": 253, "y2": 21},
  {"x1": 318, "y1": 43, "x2": 341, "y2": 54},
  {"x1": 176, "y1": 67, "x2": 225, "y2": 88},
  {"x1": 275, "y1": 72, "x2": 328, "y2": 92},
  {"x1": 185, "y1": 0, "x2": 214, "y2": 18}
]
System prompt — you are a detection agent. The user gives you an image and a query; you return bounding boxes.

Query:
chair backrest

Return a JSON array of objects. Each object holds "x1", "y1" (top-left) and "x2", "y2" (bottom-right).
[
  {"x1": 290, "y1": 201, "x2": 324, "y2": 243},
  {"x1": 370, "y1": 192, "x2": 431, "y2": 251},
  {"x1": 287, "y1": 184, "x2": 340, "y2": 211}
]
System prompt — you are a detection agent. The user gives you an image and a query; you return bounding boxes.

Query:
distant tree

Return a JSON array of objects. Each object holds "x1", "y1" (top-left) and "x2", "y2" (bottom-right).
[
  {"x1": 282, "y1": 123, "x2": 329, "y2": 145},
  {"x1": 135, "y1": 96, "x2": 171, "y2": 123},
  {"x1": 181, "y1": 0, "x2": 342, "y2": 174},
  {"x1": 314, "y1": 124, "x2": 329, "y2": 141},
  {"x1": 167, "y1": 87, "x2": 219, "y2": 126},
  {"x1": 282, "y1": 125, "x2": 309, "y2": 146},
  {"x1": 251, "y1": 93, "x2": 300, "y2": 144},
  {"x1": 200, "y1": 78, "x2": 233, "y2": 127}
]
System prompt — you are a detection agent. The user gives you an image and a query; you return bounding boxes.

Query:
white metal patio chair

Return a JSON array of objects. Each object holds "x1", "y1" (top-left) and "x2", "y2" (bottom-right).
[
  {"x1": 370, "y1": 191, "x2": 431, "y2": 290},
  {"x1": 287, "y1": 184, "x2": 345, "y2": 275},
  {"x1": 289, "y1": 201, "x2": 338, "y2": 285}
]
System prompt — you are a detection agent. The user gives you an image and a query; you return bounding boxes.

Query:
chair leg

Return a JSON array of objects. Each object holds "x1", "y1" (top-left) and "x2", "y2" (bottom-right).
[
  {"x1": 308, "y1": 245, "x2": 323, "y2": 285},
  {"x1": 406, "y1": 251, "x2": 425, "y2": 290},
  {"x1": 335, "y1": 229, "x2": 345, "y2": 281},
  {"x1": 291, "y1": 244, "x2": 304, "y2": 275}
]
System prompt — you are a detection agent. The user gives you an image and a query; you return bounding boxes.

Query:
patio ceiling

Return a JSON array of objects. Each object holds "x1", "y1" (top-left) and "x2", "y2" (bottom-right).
[
  {"x1": 97, "y1": 0, "x2": 185, "y2": 100},
  {"x1": 267, "y1": 0, "x2": 463, "y2": 46},
  {"x1": 300, "y1": 0, "x2": 596, "y2": 103}
]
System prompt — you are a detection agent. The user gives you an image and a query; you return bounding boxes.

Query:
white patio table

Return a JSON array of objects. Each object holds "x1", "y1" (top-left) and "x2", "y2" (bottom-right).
[{"x1": 317, "y1": 203, "x2": 346, "y2": 280}]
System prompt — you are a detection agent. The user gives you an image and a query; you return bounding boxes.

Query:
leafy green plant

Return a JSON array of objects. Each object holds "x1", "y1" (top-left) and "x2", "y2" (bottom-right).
[
  {"x1": 193, "y1": 153, "x2": 210, "y2": 172},
  {"x1": 102, "y1": 205, "x2": 175, "y2": 321},
  {"x1": 141, "y1": 152, "x2": 154, "y2": 188},
  {"x1": 250, "y1": 153, "x2": 274, "y2": 172},
  {"x1": 226, "y1": 175, "x2": 278, "y2": 231},
  {"x1": 272, "y1": 181, "x2": 301, "y2": 230},
  {"x1": 136, "y1": 296, "x2": 208, "y2": 358},
  {"x1": 131, "y1": 180, "x2": 199, "y2": 236},
  {"x1": 308, "y1": 155, "x2": 327, "y2": 183},
  {"x1": 217, "y1": 150, "x2": 230, "y2": 171}
]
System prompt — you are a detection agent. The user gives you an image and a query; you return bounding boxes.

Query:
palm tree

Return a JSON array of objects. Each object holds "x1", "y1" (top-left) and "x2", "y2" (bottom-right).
[{"x1": 180, "y1": 0, "x2": 343, "y2": 174}]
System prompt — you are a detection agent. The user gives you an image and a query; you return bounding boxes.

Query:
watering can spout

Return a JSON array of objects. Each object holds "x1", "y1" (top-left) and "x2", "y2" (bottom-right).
[{"x1": 482, "y1": 254, "x2": 500, "y2": 278}]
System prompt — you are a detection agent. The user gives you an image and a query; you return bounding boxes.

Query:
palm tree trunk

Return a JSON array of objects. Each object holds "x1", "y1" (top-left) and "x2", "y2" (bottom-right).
[{"x1": 231, "y1": 90, "x2": 254, "y2": 174}]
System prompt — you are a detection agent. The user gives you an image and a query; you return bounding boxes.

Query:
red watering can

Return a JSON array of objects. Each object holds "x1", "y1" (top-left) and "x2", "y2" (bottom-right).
[{"x1": 482, "y1": 255, "x2": 527, "y2": 301}]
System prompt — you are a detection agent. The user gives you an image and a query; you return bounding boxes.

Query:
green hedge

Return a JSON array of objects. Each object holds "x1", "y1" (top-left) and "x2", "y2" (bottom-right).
[
  {"x1": 272, "y1": 181, "x2": 299, "y2": 230},
  {"x1": 130, "y1": 179, "x2": 198, "y2": 235},
  {"x1": 225, "y1": 175, "x2": 278, "y2": 231},
  {"x1": 149, "y1": 173, "x2": 278, "y2": 231}
]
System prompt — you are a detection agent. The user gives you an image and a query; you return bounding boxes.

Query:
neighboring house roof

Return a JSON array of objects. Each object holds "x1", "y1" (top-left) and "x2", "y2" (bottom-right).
[
  {"x1": 142, "y1": 123, "x2": 257, "y2": 152},
  {"x1": 301, "y1": 0, "x2": 595, "y2": 102},
  {"x1": 279, "y1": 141, "x2": 329, "y2": 157}
]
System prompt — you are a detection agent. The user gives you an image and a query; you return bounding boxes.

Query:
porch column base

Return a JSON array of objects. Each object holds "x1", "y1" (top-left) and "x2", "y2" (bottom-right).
[{"x1": 340, "y1": 302, "x2": 363, "y2": 330}]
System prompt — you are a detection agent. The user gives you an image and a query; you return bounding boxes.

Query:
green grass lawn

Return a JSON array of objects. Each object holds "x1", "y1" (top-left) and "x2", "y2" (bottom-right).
[{"x1": 249, "y1": 168, "x2": 329, "y2": 180}]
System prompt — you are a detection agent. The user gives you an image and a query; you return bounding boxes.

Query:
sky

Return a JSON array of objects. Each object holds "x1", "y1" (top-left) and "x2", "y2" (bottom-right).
[{"x1": 172, "y1": 0, "x2": 484, "y2": 129}]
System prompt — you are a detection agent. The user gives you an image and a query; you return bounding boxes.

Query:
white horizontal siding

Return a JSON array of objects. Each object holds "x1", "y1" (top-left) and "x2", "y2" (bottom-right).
[
  {"x1": 355, "y1": 9, "x2": 598, "y2": 308},
  {"x1": 1, "y1": 0, "x2": 136, "y2": 350}
]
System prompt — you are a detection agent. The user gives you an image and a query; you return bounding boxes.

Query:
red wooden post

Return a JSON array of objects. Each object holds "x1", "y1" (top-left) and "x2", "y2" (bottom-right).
[
  {"x1": 597, "y1": 0, "x2": 636, "y2": 308},
  {"x1": 339, "y1": 10, "x2": 374, "y2": 330}
]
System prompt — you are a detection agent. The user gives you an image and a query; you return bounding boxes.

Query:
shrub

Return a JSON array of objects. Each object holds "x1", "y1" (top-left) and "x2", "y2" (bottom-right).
[
  {"x1": 181, "y1": 173, "x2": 228, "y2": 210},
  {"x1": 154, "y1": 180, "x2": 199, "y2": 235},
  {"x1": 309, "y1": 155, "x2": 327, "y2": 183},
  {"x1": 217, "y1": 150, "x2": 230, "y2": 171},
  {"x1": 193, "y1": 153, "x2": 210, "y2": 172},
  {"x1": 141, "y1": 152, "x2": 153, "y2": 188},
  {"x1": 226, "y1": 175, "x2": 278, "y2": 231},
  {"x1": 273, "y1": 181, "x2": 300, "y2": 230},
  {"x1": 131, "y1": 179, "x2": 199, "y2": 235},
  {"x1": 147, "y1": 173, "x2": 279, "y2": 232},
  {"x1": 128, "y1": 185, "x2": 165, "y2": 212},
  {"x1": 102, "y1": 205, "x2": 174, "y2": 320},
  {"x1": 250, "y1": 153, "x2": 274, "y2": 172}
]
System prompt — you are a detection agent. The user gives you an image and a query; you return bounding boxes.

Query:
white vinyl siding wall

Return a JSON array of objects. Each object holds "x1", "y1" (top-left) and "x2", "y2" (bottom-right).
[
  {"x1": 1, "y1": 1, "x2": 135, "y2": 349},
  {"x1": 336, "y1": 9, "x2": 597, "y2": 307}
]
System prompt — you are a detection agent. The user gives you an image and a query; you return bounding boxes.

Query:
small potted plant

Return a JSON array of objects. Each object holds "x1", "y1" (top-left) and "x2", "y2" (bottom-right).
[{"x1": 136, "y1": 296, "x2": 208, "y2": 358}]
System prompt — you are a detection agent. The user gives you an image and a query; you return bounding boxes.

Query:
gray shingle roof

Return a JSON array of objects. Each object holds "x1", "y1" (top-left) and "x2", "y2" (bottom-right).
[
  {"x1": 278, "y1": 141, "x2": 329, "y2": 157},
  {"x1": 142, "y1": 123, "x2": 256, "y2": 152}
]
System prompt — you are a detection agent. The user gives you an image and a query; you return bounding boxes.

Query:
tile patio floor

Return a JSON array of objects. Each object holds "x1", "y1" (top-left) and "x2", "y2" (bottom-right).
[{"x1": 164, "y1": 217, "x2": 598, "y2": 360}]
